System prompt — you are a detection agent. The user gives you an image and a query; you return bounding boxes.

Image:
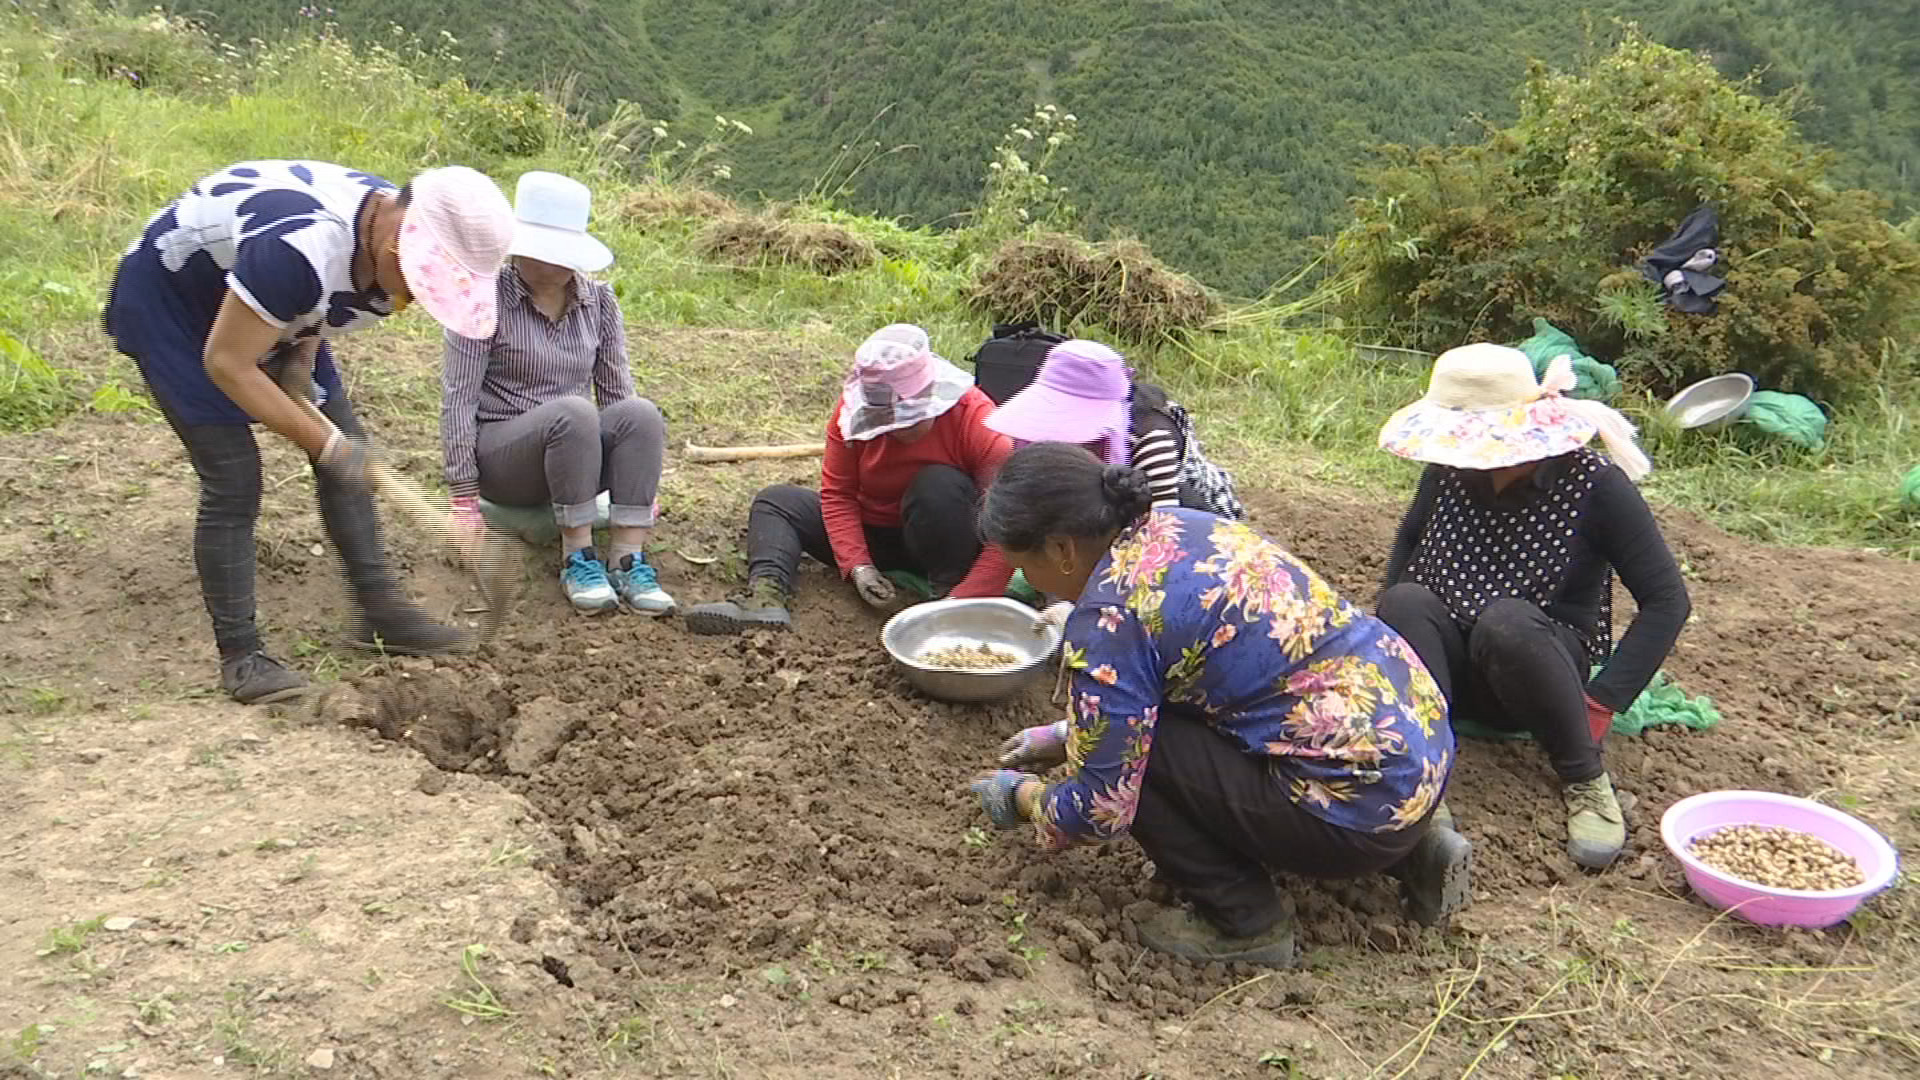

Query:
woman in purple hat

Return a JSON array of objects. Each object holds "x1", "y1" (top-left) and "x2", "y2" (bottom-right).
[{"x1": 985, "y1": 339, "x2": 1244, "y2": 523}]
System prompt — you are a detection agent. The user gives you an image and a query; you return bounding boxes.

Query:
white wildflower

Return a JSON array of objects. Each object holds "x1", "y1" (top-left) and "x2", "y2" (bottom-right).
[
  {"x1": 651, "y1": 125, "x2": 668, "y2": 139},
  {"x1": 733, "y1": 120, "x2": 753, "y2": 134},
  {"x1": 1014, "y1": 127, "x2": 1034, "y2": 140}
]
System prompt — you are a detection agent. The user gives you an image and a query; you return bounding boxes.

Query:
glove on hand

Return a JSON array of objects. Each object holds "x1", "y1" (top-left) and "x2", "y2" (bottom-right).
[
  {"x1": 970, "y1": 770, "x2": 1036, "y2": 829},
  {"x1": 851, "y1": 565, "x2": 896, "y2": 608},
  {"x1": 1033, "y1": 600, "x2": 1074, "y2": 633},
  {"x1": 449, "y1": 496, "x2": 487, "y2": 543},
  {"x1": 314, "y1": 430, "x2": 373, "y2": 487},
  {"x1": 998, "y1": 720, "x2": 1070, "y2": 771},
  {"x1": 1584, "y1": 693, "x2": 1615, "y2": 743}
]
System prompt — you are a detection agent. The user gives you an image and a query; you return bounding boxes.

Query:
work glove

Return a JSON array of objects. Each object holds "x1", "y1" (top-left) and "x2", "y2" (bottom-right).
[
  {"x1": 851, "y1": 564, "x2": 895, "y2": 609},
  {"x1": 1032, "y1": 600, "x2": 1074, "y2": 634},
  {"x1": 970, "y1": 770, "x2": 1036, "y2": 829},
  {"x1": 1584, "y1": 693, "x2": 1615, "y2": 743},
  {"x1": 449, "y1": 496, "x2": 487, "y2": 544},
  {"x1": 313, "y1": 430, "x2": 373, "y2": 488},
  {"x1": 998, "y1": 719, "x2": 1070, "y2": 771}
]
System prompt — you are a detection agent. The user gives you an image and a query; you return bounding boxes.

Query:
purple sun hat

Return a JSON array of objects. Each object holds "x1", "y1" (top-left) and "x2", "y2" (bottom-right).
[{"x1": 984, "y1": 339, "x2": 1133, "y2": 465}]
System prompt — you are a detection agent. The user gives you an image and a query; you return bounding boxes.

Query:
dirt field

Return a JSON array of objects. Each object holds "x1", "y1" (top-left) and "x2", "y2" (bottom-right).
[{"x1": 2, "y1": 332, "x2": 1916, "y2": 1079}]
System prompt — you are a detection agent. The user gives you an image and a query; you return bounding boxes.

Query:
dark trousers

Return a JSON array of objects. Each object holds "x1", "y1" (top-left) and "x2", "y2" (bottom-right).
[
  {"x1": 1131, "y1": 713, "x2": 1424, "y2": 938},
  {"x1": 1375, "y1": 583, "x2": 1603, "y2": 783},
  {"x1": 745, "y1": 466, "x2": 983, "y2": 596},
  {"x1": 155, "y1": 390, "x2": 401, "y2": 658}
]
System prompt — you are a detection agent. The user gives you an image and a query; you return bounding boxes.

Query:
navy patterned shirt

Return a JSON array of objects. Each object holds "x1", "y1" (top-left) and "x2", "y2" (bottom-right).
[{"x1": 105, "y1": 160, "x2": 398, "y2": 424}]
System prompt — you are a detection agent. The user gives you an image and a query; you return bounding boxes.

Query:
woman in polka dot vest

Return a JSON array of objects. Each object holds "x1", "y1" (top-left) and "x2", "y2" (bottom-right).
[{"x1": 1371, "y1": 344, "x2": 1691, "y2": 870}]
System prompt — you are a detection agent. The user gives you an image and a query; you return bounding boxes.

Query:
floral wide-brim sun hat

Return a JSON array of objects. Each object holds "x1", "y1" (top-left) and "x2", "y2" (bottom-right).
[
  {"x1": 839, "y1": 324, "x2": 974, "y2": 441},
  {"x1": 398, "y1": 165, "x2": 515, "y2": 341},
  {"x1": 1378, "y1": 342, "x2": 1652, "y2": 480}
]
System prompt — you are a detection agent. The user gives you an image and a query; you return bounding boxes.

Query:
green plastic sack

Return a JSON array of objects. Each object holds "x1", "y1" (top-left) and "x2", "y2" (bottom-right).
[
  {"x1": 478, "y1": 492, "x2": 611, "y2": 544},
  {"x1": 1739, "y1": 390, "x2": 1827, "y2": 451},
  {"x1": 1902, "y1": 463, "x2": 1920, "y2": 509},
  {"x1": 1514, "y1": 317, "x2": 1620, "y2": 402},
  {"x1": 1451, "y1": 667, "x2": 1720, "y2": 742},
  {"x1": 880, "y1": 568, "x2": 1046, "y2": 607}
]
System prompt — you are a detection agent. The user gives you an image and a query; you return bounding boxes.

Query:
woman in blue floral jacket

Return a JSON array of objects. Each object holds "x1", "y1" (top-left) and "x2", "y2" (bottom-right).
[{"x1": 969, "y1": 443, "x2": 1471, "y2": 967}]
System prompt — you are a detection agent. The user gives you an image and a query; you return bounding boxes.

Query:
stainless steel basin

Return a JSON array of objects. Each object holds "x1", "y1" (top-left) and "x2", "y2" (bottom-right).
[
  {"x1": 881, "y1": 597, "x2": 1062, "y2": 704},
  {"x1": 1665, "y1": 373, "x2": 1755, "y2": 431}
]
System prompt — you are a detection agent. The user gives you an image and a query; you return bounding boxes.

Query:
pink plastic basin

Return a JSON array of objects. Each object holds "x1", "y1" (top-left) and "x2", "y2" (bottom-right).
[{"x1": 1660, "y1": 790, "x2": 1900, "y2": 929}]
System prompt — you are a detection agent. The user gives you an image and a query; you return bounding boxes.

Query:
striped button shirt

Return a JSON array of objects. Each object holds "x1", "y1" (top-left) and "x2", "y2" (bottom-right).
[{"x1": 440, "y1": 264, "x2": 636, "y2": 498}]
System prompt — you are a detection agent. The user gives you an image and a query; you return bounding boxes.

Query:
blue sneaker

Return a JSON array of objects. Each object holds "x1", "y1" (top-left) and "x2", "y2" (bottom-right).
[
  {"x1": 611, "y1": 553, "x2": 676, "y2": 616},
  {"x1": 561, "y1": 549, "x2": 618, "y2": 614}
]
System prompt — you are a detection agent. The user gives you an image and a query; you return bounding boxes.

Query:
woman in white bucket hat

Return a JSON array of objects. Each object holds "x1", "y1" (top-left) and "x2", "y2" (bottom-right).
[
  {"x1": 104, "y1": 160, "x2": 514, "y2": 705},
  {"x1": 440, "y1": 171, "x2": 676, "y2": 616},
  {"x1": 1371, "y1": 343, "x2": 1691, "y2": 871}
]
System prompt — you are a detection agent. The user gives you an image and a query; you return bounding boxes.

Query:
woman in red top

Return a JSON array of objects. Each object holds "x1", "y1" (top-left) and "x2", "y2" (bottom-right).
[{"x1": 685, "y1": 324, "x2": 1013, "y2": 633}]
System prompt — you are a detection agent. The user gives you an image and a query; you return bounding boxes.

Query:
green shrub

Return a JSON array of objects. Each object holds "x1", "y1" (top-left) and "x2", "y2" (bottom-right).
[{"x1": 1332, "y1": 25, "x2": 1920, "y2": 398}]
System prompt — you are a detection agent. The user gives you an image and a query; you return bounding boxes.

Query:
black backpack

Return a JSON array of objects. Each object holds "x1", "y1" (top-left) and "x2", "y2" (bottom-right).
[{"x1": 966, "y1": 322, "x2": 1068, "y2": 405}]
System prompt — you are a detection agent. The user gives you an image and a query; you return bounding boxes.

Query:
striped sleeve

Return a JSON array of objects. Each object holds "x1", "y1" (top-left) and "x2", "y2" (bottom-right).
[
  {"x1": 1131, "y1": 427, "x2": 1183, "y2": 508},
  {"x1": 440, "y1": 326, "x2": 492, "y2": 499},
  {"x1": 590, "y1": 283, "x2": 636, "y2": 406}
]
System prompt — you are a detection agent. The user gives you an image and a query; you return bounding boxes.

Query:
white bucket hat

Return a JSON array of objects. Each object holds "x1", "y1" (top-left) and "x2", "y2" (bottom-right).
[
  {"x1": 1378, "y1": 342, "x2": 1652, "y2": 481},
  {"x1": 507, "y1": 171, "x2": 613, "y2": 273}
]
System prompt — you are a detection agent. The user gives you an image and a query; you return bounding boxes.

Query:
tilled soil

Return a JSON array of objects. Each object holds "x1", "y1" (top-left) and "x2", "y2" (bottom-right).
[
  {"x1": 315, "y1": 482, "x2": 1920, "y2": 1070},
  {"x1": 6, "y1": 347, "x2": 1916, "y2": 1076}
]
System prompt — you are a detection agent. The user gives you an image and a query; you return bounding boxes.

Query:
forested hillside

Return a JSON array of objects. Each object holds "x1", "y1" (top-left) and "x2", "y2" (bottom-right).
[{"x1": 177, "y1": 0, "x2": 1919, "y2": 293}]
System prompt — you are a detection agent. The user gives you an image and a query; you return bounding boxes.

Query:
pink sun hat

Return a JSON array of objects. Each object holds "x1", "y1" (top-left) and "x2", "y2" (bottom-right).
[
  {"x1": 839, "y1": 324, "x2": 974, "y2": 441},
  {"x1": 984, "y1": 339, "x2": 1132, "y2": 466},
  {"x1": 398, "y1": 166, "x2": 514, "y2": 340}
]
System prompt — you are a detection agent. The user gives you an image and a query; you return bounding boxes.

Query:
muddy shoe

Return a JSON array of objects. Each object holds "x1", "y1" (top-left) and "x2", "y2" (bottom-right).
[
  {"x1": 684, "y1": 579, "x2": 791, "y2": 635},
  {"x1": 1394, "y1": 824, "x2": 1473, "y2": 927},
  {"x1": 1135, "y1": 905, "x2": 1295, "y2": 968},
  {"x1": 220, "y1": 651, "x2": 309, "y2": 706},
  {"x1": 349, "y1": 599, "x2": 472, "y2": 656},
  {"x1": 1565, "y1": 772, "x2": 1627, "y2": 870}
]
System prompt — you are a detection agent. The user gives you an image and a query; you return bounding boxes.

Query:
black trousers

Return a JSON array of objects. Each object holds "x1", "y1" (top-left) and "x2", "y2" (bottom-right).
[
  {"x1": 745, "y1": 466, "x2": 984, "y2": 595},
  {"x1": 1131, "y1": 712, "x2": 1425, "y2": 938},
  {"x1": 154, "y1": 389, "x2": 402, "y2": 658},
  {"x1": 1375, "y1": 583, "x2": 1603, "y2": 783}
]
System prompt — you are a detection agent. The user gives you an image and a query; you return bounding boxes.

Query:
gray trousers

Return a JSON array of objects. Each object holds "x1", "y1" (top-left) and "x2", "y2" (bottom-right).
[{"x1": 476, "y1": 396, "x2": 665, "y2": 529}]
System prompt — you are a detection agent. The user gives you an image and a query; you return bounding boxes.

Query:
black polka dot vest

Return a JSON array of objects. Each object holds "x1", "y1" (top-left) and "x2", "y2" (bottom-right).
[{"x1": 1405, "y1": 448, "x2": 1614, "y2": 664}]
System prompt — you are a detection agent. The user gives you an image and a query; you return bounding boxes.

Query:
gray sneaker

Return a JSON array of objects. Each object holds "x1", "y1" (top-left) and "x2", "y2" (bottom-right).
[
  {"x1": 220, "y1": 651, "x2": 308, "y2": 705},
  {"x1": 610, "y1": 554, "x2": 676, "y2": 616}
]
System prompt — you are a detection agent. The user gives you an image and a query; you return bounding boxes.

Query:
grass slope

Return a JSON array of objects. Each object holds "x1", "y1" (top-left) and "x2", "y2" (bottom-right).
[
  {"x1": 1, "y1": 5, "x2": 1915, "y2": 559},
  {"x1": 167, "y1": 0, "x2": 1920, "y2": 294}
]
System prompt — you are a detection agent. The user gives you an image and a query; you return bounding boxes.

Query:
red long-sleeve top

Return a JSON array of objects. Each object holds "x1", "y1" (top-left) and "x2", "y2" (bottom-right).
[{"x1": 821, "y1": 387, "x2": 1015, "y2": 598}]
